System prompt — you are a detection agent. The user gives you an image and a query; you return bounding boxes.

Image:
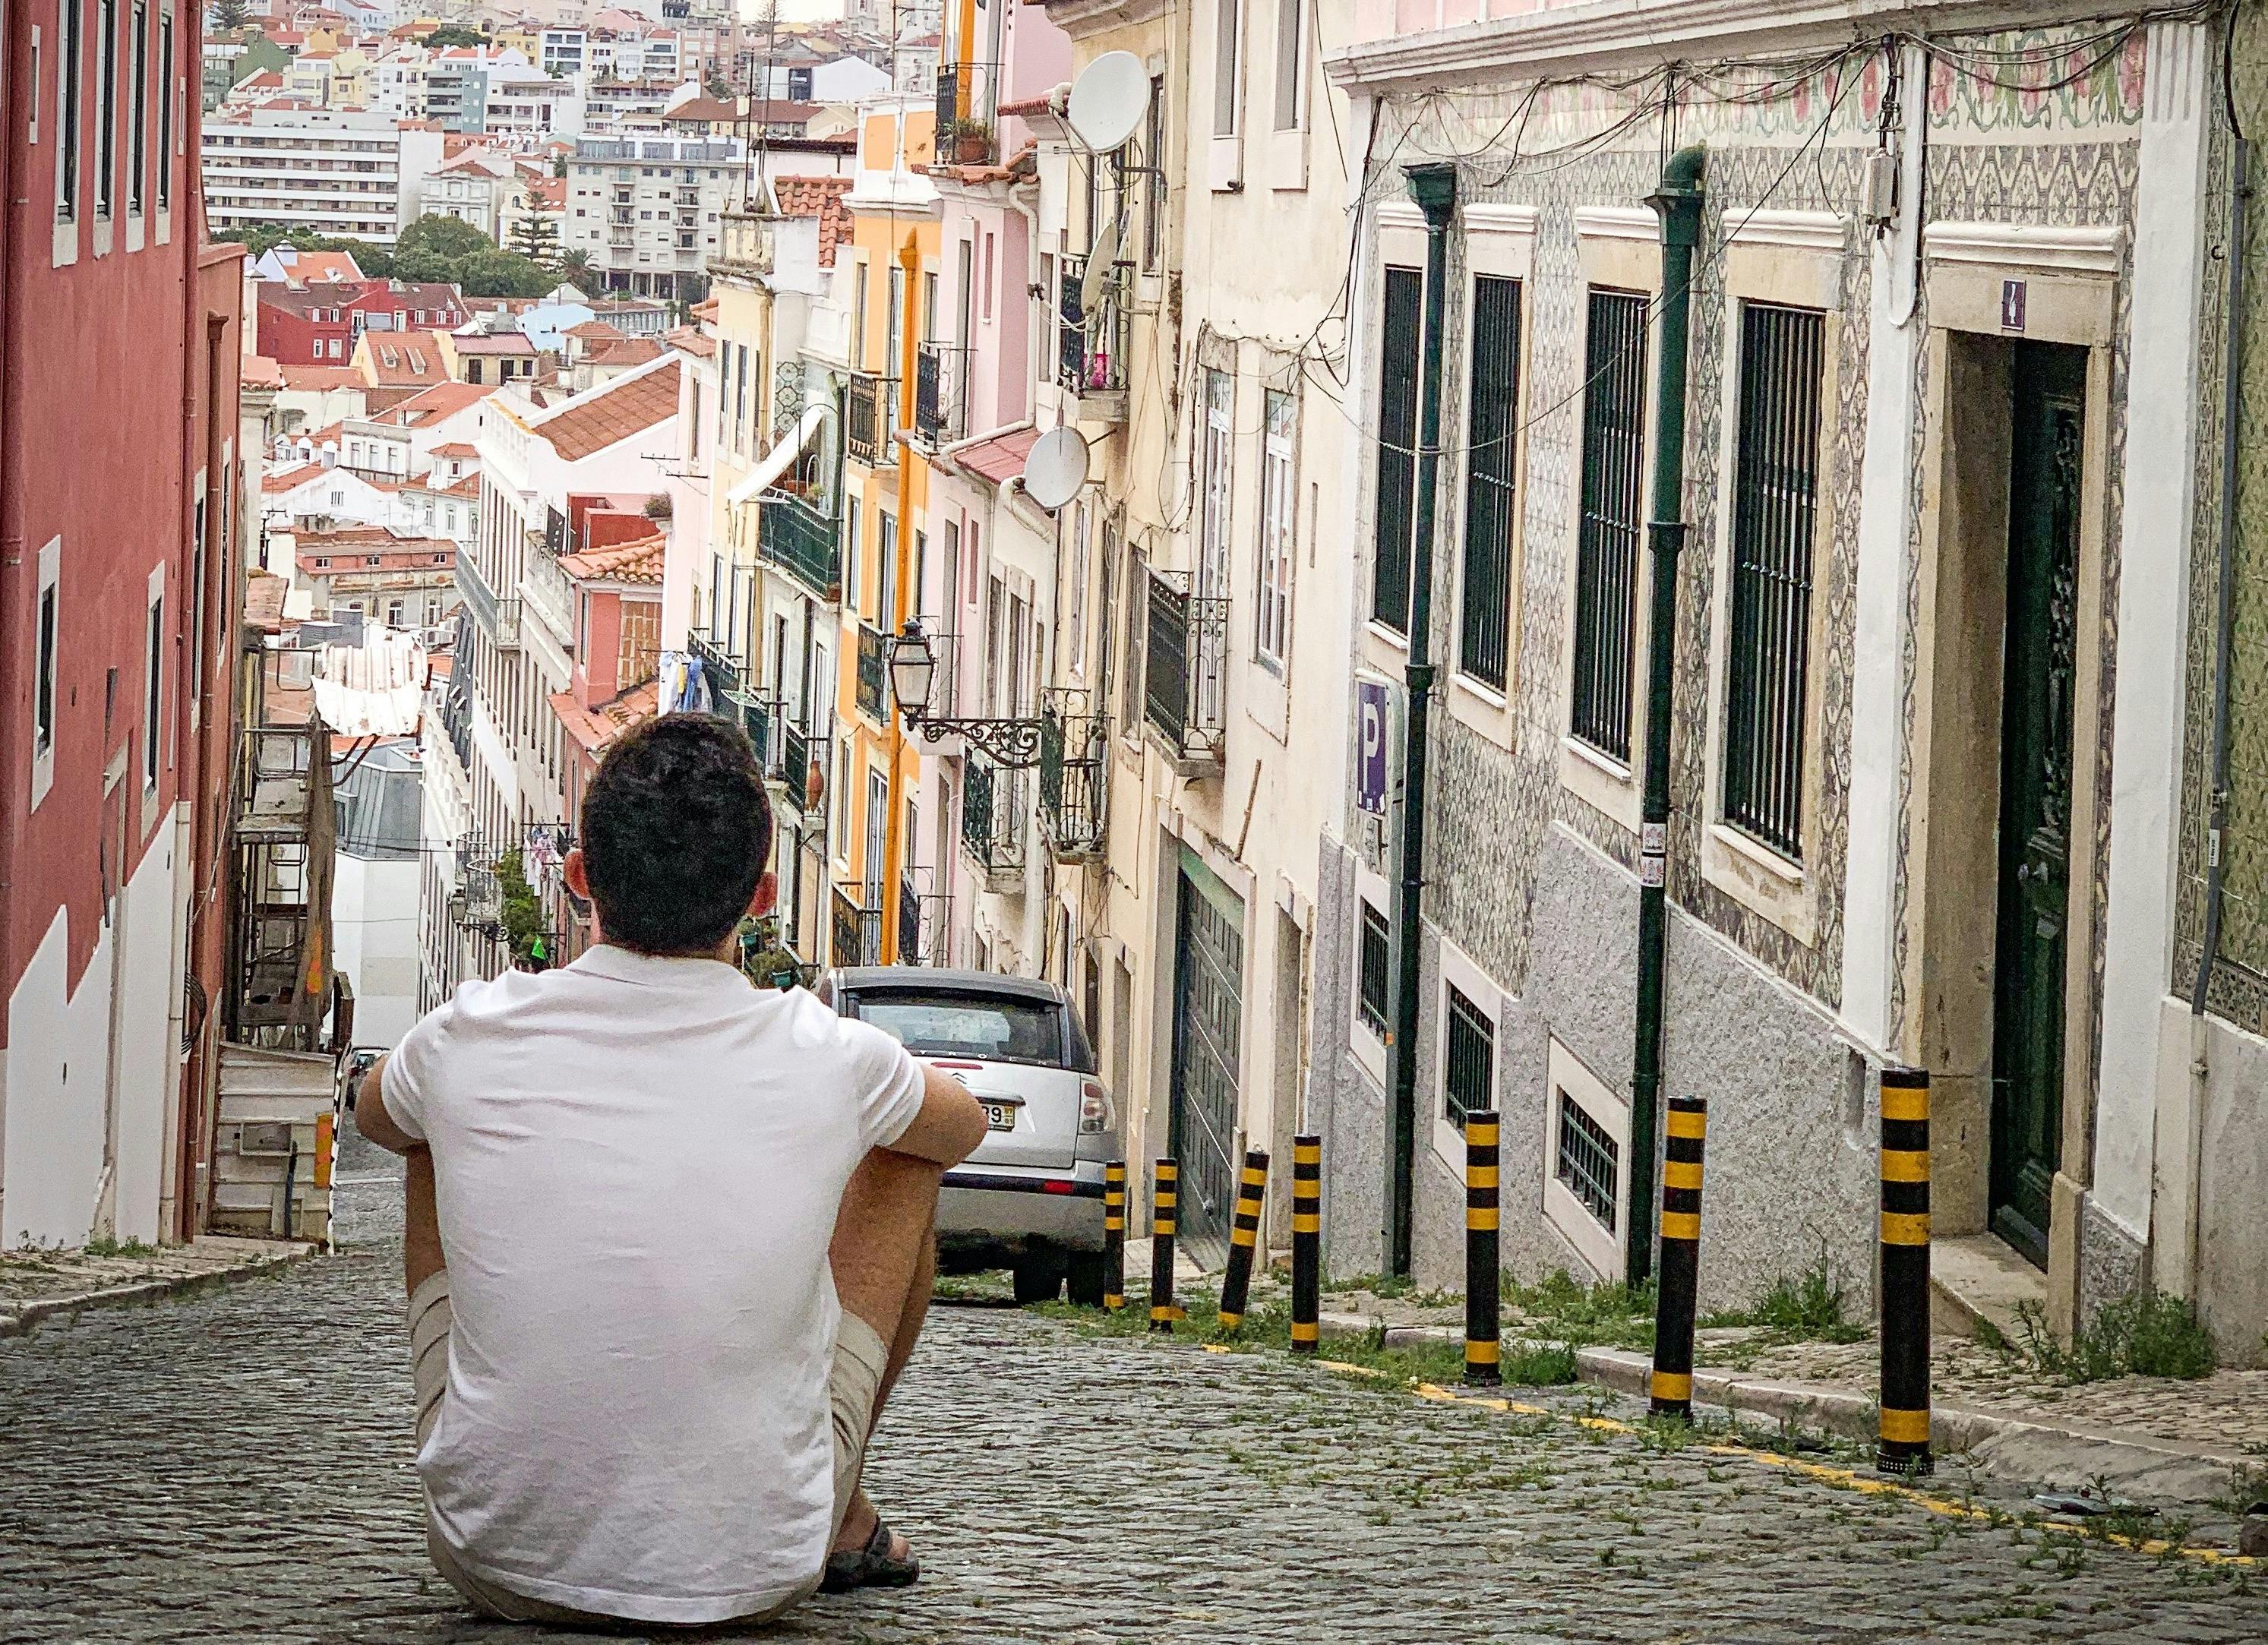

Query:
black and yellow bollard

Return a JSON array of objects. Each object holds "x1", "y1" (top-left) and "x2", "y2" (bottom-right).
[
  {"x1": 1290, "y1": 1134, "x2": 1322, "y2": 1354},
  {"x1": 1649, "y1": 1095, "x2": 1708, "y2": 1419},
  {"x1": 1877, "y1": 1067, "x2": 1933, "y2": 1475},
  {"x1": 1102, "y1": 1160, "x2": 1127, "y2": 1312},
  {"x1": 1464, "y1": 1110, "x2": 1502, "y2": 1386},
  {"x1": 1215, "y1": 1150, "x2": 1271, "y2": 1331},
  {"x1": 1149, "y1": 1157, "x2": 1180, "y2": 1333}
]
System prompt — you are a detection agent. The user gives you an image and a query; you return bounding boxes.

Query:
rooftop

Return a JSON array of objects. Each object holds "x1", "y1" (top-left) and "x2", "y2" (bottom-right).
[
  {"x1": 534, "y1": 358, "x2": 681, "y2": 461},
  {"x1": 775, "y1": 174, "x2": 854, "y2": 266},
  {"x1": 558, "y1": 531, "x2": 665, "y2": 584}
]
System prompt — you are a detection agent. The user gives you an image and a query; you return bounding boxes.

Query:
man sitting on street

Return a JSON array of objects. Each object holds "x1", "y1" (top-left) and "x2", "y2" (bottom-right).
[{"x1": 356, "y1": 713, "x2": 987, "y2": 1628}]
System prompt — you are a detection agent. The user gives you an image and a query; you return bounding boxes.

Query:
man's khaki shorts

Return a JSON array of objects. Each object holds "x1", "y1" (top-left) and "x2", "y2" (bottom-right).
[{"x1": 406, "y1": 1270, "x2": 887, "y2": 1629}]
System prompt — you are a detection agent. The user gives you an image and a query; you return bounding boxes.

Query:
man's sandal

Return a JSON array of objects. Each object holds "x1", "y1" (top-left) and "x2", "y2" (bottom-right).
[{"x1": 820, "y1": 1517, "x2": 921, "y2": 1593}]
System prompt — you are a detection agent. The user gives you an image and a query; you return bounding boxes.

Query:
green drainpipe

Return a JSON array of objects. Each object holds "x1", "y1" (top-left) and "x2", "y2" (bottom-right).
[
  {"x1": 1627, "y1": 144, "x2": 1706, "y2": 1291},
  {"x1": 1385, "y1": 160, "x2": 1458, "y2": 1278}
]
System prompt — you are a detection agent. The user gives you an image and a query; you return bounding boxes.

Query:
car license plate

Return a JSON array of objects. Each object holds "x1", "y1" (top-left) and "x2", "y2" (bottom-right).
[{"x1": 980, "y1": 1100, "x2": 1018, "y2": 1132}]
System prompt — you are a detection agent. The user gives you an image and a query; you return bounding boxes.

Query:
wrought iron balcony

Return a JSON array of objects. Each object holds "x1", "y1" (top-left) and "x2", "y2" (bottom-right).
[
  {"x1": 959, "y1": 753, "x2": 1026, "y2": 891},
  {"x1": 1142, "y1": 567, "x2": 1227, "y2": 772},
  {"x1": 914, "y1": 340, "x2": 973, "y2": 447},
  {"x1": 759, "y1": 487, "x2": 842, "y2": 601},
  {"x1": 1038, "y1": 694, "x2": 1108, "y2": 862},
  {"x1": 690, "y1": 627, "x2": 748, "y2": 706},
  {"x1": 933, "y1": 62, "x2": 1001, "y2": 166},
  {"x1": 896, "y1": 865, "x2": 949, "y2": 965},
  {"x1": 855, "y1": 622, "x2": 888, "y2": 725},
  {"x1": 845, "y1": 372, "x2": 895, "y2": 466},
  {"x1": 456, "y1": 553, "x2": 520, "y2": 649},
  {"x1": 832, "y1": 880, "x2": 884, "y2": 968},
  {"x1": 1058, "y1": 255, "x2": 1132, "y2": 422}
]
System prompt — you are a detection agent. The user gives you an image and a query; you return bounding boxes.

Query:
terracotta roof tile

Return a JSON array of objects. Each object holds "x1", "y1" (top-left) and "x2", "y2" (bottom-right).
[
  {"x1": 426, "y1": 440, "x2": 480, "y2": 458},
  {"x1": 566, "y1": 320, "x2": 628, "y2": 341},
  {"x1": 549, "y1": 678, "x2": 659, "y2": 756},
  {"x1": 264, "y1": 460, "x2": 333, "y2": 493},
  {"x1": 587, "y1": 336, "x2": 664, "y2": 368},
  {"x1": 774, "y1": 174, "x2": 854, "y2": 267},
  {"x1": 666, "y1": 325, "x2": 717, "y2": 358},
  {"x1": 535, "y1": 360, "x2": 681, "y2": 462},
  {"x1": 558, "y1": 532, "x2": 665, "y2": 584}
]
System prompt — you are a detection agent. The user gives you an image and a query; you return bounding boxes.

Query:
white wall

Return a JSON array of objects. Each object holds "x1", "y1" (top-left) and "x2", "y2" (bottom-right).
[{"x1": 333, "y1": 852, "x2": 425, "y2": 1049}]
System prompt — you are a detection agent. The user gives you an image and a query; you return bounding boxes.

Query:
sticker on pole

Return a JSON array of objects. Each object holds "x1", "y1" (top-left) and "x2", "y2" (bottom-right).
[{"x1": 1357, "y1": 680, "x2": 1390, "y2": 815}]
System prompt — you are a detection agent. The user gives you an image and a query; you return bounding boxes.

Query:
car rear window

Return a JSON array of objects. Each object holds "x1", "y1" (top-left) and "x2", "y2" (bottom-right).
[{"x1": 849, "y1": 990, "x2": 1069, "y2": 1069}]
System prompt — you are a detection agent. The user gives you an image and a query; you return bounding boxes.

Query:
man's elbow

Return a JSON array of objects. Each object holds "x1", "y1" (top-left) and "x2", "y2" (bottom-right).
[{"x1": 949, "y1": 1099, "x2": 990, "y2": 1163}]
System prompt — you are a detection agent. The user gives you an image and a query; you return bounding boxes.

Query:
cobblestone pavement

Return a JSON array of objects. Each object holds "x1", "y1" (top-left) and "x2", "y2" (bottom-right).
[
  {"x1": 3, "y1": 1139, "x2": 2263, "y2": 1645},
  {"x1": 0, "y1": 1233, "x2": 305, "y2": 1313}
]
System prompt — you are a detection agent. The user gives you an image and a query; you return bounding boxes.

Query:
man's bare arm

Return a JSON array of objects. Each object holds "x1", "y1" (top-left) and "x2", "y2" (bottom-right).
[
  {"x1": 354, "y1": 1054, "x2": 421, "y2": 1155},
  {"x1": 883, "y1": 1063, "x2": 989, "y2": 1167}
]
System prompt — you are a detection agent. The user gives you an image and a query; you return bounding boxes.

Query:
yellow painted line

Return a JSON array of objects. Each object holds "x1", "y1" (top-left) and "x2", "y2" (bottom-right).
[{"x1": 1316, "y1": 1359, "x2": 1386, "y2": 1379}]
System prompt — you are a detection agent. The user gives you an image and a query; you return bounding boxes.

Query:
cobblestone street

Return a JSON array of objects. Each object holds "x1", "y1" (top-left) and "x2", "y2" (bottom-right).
[{"x1": 2, "y1": 1139, "x2": 2263, "y2": 1645}]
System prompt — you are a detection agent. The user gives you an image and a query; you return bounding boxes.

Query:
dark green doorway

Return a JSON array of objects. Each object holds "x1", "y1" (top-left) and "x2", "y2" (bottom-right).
[{"x1": 1988, "y1": 340, "x2": 2087, "y2": 1270}]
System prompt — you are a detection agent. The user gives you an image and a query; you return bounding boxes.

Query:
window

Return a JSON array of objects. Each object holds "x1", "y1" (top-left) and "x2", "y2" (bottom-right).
[
  {"x1": 1570, "y1": 289, "x2": 1650, "y2": 763},
  {"x1": 36, "y1": 579, "x2": 59, "y2": 758},
  {"x1": 1199, "y1": 369, "x2": 1233, "y2": 598},
  {"x1": 128, "y1": 2, "x2": 145, "y2": 213},
  {"x1": 57, "y1": 0, "x2": 82, "y2": 221},
  {"x1": 1257, "y1": 388, "x2": 1294, "y2": 670},
  {"x1": 1212, "y1": 0, "x2": 1240, "y2": 136},
  {"x1": 1443, "y1": 981, "x2": 1493, "y2": 1128},
  {"x1": 877, "y1": 511, "x2": 897, "y2": 627},
  {"x1": 1722, "y1": 302, "x2": 1826, "y2": 860},
  {"x1": 886, "y1": 264, "x2": 905, "y2": 372},
  {"x1": 1068, "y1": 503, "x2": 1089, "y2": 673},
  {"x1": 1371, "y1": 267, "x2": 1422, "y2": 634},
  {"x1": 96, "y1": 0, "x2": 115, "y2": 218},
  {"x1": 1273, "y1": 0, "x2": 1302, "y2": 131},
  {"x1": 1143, "y1": 80, "x2": 1166, "y2": 266},
  {"x1": 190, "y1": 494, "x2": 207, "y2": 697},
  {"x1": 142, "y1": 590, "x2": 163, "y2": 789},
  {"x1": 1458, "y1": 273, "x2": 1522, "y2": 692},
  {"x1": 852, "y1": 260, "x2": 869, "y2": 367},
  {"x1": 1556, "y1": 1085, "x2": 1620, "y2": 1230},
  {"x1": 1357, "y1": 900, "x2": 1389, "y2": 1039}
]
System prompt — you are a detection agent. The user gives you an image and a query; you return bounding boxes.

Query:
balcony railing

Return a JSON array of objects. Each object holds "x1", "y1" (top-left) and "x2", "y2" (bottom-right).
[
  {"x1": 456, "y1": 553, "x2": 520, "y2": 649},
  {"x1": 1039, "y1": 694, "x2": 1108, "y2": 861},
  {"x1": 855, "y1": 622, "x2": 888, "y2": 725},
  {"x1": 960, "y1": 753, "x2": 1026, "y2": 886},
  {"x1": 759, "y1": 487, "x2": 842, "y2": 601},
  {"x1": 1059, "y1": 254, "x2": 1132, "y2": 421},
  {"x1": 845, "y1": 372, "x2": 895, "y2": 466},
  {"x1": 914, "y1": 341, "x2": 970, "y2": 447},
  {"x1": 1142, "y1": 567, "x2": 1227, "y2": 770},
  {"x1": 832, "y1": 880, "x2": 884, "y2": 968},
  {"x1": 933, "y1": 62, "x2": 1001, "y2": 166}
]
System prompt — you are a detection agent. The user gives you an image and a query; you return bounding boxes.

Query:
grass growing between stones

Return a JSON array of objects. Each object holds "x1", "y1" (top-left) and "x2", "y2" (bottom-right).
[{"x1": 2004, "y1": 1293, "x2": 2218, "y2": 1382}]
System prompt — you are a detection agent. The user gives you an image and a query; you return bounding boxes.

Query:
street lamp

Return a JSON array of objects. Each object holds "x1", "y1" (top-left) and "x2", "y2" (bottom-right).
[{"x1": 885, "y1": 617, "x2": 1045, "y2": 768}]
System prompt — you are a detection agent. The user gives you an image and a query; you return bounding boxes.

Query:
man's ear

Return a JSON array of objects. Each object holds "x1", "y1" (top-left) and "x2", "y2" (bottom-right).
[
  {"x1": 748, "y1": 870, "x2": 778, "y2": 919},
  {"x1": 564, "y1": 847, "x2": 591, "y2": 901}
]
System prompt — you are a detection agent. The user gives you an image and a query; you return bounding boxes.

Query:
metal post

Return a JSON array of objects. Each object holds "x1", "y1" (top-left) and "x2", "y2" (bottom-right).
[
  {"x1": 1290, "y1": 1134, "x2": 1322, "y2": 1354},
  {"x1": 1102, "y1": 1159, "x2": 1127, "y2": 1311},
  {"x1": 1878, "y1": 1068, "x2": 1933, "y2": 1474},
  {"x1": 1149, "y1": 1157, "x2": 1179, "y2": 1333},
  {"x1": 1385, "y1": 160, "x2": 1458, "y2": 1278},
  {"x1": 1627, "y1": 144, "x2": 1707, "y2": 1290},
  {"x1": 1216, "y1": 1149, "x2": 1270, "y2": 1331},
  {"x1": 1649, "y1": 1096, "x2": 1707, "y2": 1419},
  {"x1": 1464, "y1": 1110, "x2": 1501, "y2": 1387}
]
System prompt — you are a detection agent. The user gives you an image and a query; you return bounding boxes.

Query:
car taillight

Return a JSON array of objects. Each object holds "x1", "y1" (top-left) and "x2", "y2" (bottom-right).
[{"x1": 1078, "y1": 1080, "x2": 1113, "y2": 1135}]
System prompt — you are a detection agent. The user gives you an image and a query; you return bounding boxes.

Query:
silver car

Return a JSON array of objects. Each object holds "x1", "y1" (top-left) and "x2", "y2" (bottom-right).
[{"x1": 824, "y1": 968, "x2": 1119, "y2": 1305}]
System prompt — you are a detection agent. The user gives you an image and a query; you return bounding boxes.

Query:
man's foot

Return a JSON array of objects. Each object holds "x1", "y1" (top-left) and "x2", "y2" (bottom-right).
[{"x1": 823, "y1": 1495, "x2": 919, "y2": 1593}]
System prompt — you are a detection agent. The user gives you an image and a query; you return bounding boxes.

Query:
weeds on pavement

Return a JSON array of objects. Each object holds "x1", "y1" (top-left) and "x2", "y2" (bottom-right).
[{"x1": 2004, "y1": 1293, "x2": 2216, "y2": 1382}]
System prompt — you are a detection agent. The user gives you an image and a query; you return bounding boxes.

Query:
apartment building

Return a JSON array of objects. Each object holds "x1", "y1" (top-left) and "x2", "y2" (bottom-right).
[
  {"x1": 562, "y1": 135, "x2": 742, "y2": 298},
  {"x1": 202, "y1": 108, "x2": 447, "y2": 245},
  {"x1": 289, "y1": 526, "x2": 460, "y2": 628}
]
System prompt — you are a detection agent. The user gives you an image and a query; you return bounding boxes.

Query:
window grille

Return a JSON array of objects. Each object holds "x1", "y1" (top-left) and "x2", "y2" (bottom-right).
[
  {"x1": 1443, "y1": 982, "x2": 1494, "y2": 1127},
  {"x1": 1372, "y1": 267, "x2": 1422, "y2": 634},
  {"x1": 1458, "y1": 274, "x2": 1521, "y2": 691},
  {"x1": 1723, "y1": 302, "x2": 1826, "y2": 860},
  {"x1": 1554, "y1": 1088, "x2": 1619, "y2": 1230},
  {"x1": 1570, "y1": 289, "x2": 1650, "y2": 761},
  {"x1": 1357, "y1": 901, "x2": 1389, "y2": 1040}
]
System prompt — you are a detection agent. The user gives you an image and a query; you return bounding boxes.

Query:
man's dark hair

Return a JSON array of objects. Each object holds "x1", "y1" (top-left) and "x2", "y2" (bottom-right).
[{"x1": 581, "y1": 714, "x2": 772, "y2": 956}]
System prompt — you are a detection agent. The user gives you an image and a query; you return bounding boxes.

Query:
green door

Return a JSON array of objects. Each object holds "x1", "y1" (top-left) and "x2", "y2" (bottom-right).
[{"x1": 1989, "y1": 341, "x2": 2087, "y2": 1269}]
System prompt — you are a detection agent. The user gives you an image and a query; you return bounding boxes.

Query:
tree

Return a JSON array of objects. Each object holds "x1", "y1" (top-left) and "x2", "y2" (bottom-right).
[
  {"x1": 421, "y1": 25, "x2": 486, "y2": 48},
  {"x1": 395, "y1": 213, "x2": 492, "y2": 263},
  {"x1": 557, "y1": 248, "x2": 595, "y2": 288},
  {"x1": 705, "y1": 70, "x2": 730, "y2": 100},
  {"x1": 509, "y1": 208, "x2": 561, "y2": 268},
  {"x1": 456, "y1": 249, "x2": 554, "y2": 298},
  {"x1": 210, "y1": 0, "x2": 251, "y2": 30}
]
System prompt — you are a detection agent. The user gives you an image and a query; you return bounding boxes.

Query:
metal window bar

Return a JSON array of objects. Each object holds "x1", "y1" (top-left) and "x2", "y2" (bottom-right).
[
  {"x1": 914, "y1": 341, "x2": 970, "y2": 445},
  {"x1": 1723, "y1": 303, "x2": 1826, "y2": 860},
  {"x1": 1140, "y1": 567, "x2": 1227, "y2": 761},
  {"x1": 1443, "y1": 983, "x2": 1494, "y2": 1127},
  {"x1": 855, "y1": 623, "x2": 886, "y2": 723},
  {"x1": 845, "y1": 374, "x2": 893, "y2": 466},
  {"x1": 1357, "y1": 902, "x2": 1391, "y2": 1038},
  {"x1": 1555, "y1": 1089, "x2": 1620, "y2": 1230},
  {"x1": 1372, "y1": 267, "x2": 1423, "y2": 633},
  {"x1": 960, "y1": 753, "x2": 1027, "y2": 873},
  {"x1": 1058, "y1": 255, "x2": 1132, "y2": 396},
  {"x1": 1459, "y1": 274, "x2": 1522, "y2": 692},
  {"x1": 1570, "y1": 289, "x2": 1650, "y2": 763}
]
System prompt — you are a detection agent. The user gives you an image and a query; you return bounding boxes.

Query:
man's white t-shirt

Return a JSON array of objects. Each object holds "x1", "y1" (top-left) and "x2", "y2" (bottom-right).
[{"x1": 381, "y1": 944, "x2": 924, "y2": 1624}]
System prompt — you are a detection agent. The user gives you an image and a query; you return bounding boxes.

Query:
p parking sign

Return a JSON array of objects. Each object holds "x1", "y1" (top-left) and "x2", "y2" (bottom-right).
[{"x1": 1357, "y1": 679, "x2": 1391, "y2": 816}]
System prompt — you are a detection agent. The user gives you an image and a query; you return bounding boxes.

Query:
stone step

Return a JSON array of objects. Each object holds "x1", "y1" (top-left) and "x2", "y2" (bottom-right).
[{"x1": 1930, "y1": 1233, "x2": 2046, "y2": 1345}]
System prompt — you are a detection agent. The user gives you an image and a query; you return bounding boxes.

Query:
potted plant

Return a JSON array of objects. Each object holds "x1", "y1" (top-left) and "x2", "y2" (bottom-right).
[{"x1": 947, "y1": 118, "x2": 994, "y2": 164}]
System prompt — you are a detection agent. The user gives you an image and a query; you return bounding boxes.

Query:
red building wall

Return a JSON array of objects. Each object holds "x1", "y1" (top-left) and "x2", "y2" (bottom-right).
[{"x1": 256, "y1": 293, "x2": 354, "y2": 365}]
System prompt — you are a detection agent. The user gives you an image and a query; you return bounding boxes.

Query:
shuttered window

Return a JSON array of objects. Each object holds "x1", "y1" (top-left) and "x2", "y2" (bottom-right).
[
  {"x1": 1723, "y1": 302, "x2": 1826, "y2": 860},
  {"x1": 1372, "y1": 267, "x2": 1423, "y2": 635},
  {"x1": 1443, "y1": 982, "x2": 1494, "y2": 1127},
  {"x1": 1570, "y1": 289, "x2": 1650, "y2": 763},
  {"x1": 1458, "y1": 275, "x2": 1521, "y2": 691}
]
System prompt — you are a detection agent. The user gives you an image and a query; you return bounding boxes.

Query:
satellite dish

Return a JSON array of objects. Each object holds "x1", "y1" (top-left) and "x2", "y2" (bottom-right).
[
  {"x1": 1079, "y1": 213, "x2": 1125, "y2": 315},
  {"x1": 1067, "y1": 51, "x2": 1150, "y2": 153},
  {"x1": 1022, "y1": 427, "x2": 1090, "y2": 511}
]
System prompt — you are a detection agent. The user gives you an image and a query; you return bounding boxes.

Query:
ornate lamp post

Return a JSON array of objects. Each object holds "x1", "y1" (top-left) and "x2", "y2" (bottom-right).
[{"x1": 886, "y1": 618, "x2": 1044, "y2": 769}]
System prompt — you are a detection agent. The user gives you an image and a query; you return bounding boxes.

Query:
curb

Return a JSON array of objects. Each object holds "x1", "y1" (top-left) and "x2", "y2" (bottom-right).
[
  {"x1": 0, "y1": 1246, "x2": 316, "y2": 1340},
  {"x1": 1574, "y1": 1346, "x2": 2250, "y2": 1509}
]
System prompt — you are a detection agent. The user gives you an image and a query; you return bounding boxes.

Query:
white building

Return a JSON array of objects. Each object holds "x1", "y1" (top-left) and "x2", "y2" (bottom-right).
[
  {"x1": 563, "y1": 135, "x2": 743, "y2": 298},
  {"x1": 418, "y1": 149, "x2": 517, "y2": 239},
  {"x1": 202, "y1": 110, "x2": 447, "y2": 245}
]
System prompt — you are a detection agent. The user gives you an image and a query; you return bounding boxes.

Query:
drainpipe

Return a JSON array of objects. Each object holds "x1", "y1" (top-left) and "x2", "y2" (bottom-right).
[
  {"x1": 1384, "y1": 161, "x2": 1455, "y2": 1279},
  {"x1": 1625, "y1": 144, "x2": 1707, "y2": 1291}
]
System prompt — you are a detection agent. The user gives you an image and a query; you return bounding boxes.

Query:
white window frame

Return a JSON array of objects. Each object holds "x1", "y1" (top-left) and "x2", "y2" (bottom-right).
[
  {"x1": 1256, "y1": 386, "x2": 1295, "y2": 673},
  {"x1": 1543, "y1": 1036, "x2": 1630, "y2": 1283},
  {"x1": 32, "y1": 537, "x2": 62, "y2": 810},
  {"x1": 1347, "y1": 860, "x2": 1390, "y2": 1086},
  {"x1": 1208, "y1": 0, "x2": 1244, "y2": 190},
  {"x1": 1429, "y1": 933, "x2": 1502, "y2": 1177},
  {"x1": 142, "y1": 566, "x2": 165, "y2": 793}
]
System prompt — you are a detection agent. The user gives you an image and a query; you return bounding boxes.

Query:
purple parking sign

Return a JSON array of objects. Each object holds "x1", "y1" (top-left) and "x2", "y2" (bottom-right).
[{"x1": 1357, "y1": 680, "x2": 1390, "y2": 815}]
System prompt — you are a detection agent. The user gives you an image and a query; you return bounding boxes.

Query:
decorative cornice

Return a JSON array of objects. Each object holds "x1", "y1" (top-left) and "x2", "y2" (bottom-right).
[
  {"x1": 1922, "y1": 220, "x2": 2126, "y2": 276},
  {"x1": 1573, "y1": 205, "x2": 1657, "y2": 243},
  {"x1": 1726, "y1": 208, "x2": 1848, "y2": 253},
  {"x1": 1374, "y1": 200, "x2": 1426, "y2": 232},
  {"x1": 1030, "y1": 0, "x2": 1172, "y2": 42},
  {"x1": 1465, "y1": 202, "x2": 1540, "y2": 237}
]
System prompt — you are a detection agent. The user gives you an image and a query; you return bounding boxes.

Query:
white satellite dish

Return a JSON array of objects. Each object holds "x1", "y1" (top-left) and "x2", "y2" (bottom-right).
[
  {"x1": 1066, "y1": 51, "x2": 1150, "y2": 153},
  {"x1": 1079, "y1": 212, "x2": 1126, "y2": 316},
  {"x1": 1021, "y1": 427, "x2": 1090, "y2": 512}
]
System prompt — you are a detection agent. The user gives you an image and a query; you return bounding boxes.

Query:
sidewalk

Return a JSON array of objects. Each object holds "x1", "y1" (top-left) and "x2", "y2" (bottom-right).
[{"x1": 0, "y1": 1236, "x2": 311, "y2": 1338}]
